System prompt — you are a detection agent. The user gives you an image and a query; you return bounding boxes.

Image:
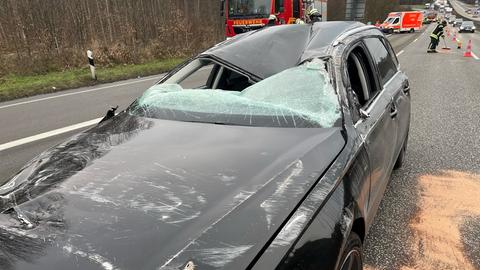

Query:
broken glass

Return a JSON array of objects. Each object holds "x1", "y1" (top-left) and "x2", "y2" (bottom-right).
[{"x1": 129, "y1": 60, "x2": 341, "y2": 128}]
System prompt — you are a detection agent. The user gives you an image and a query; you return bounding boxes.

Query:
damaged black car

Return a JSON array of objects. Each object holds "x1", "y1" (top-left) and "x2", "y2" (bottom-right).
[{"x1": 0, "y1": 22, "x2": 410, "y2": 270}]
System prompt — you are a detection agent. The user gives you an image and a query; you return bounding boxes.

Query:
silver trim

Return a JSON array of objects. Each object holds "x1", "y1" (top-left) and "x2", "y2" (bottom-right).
[
  {"x1": 353, "y1": 71, "x2": 400, "y2": 128},
  {"x1": 333, "y1": 25, "x2": 377, "y2": 46}
]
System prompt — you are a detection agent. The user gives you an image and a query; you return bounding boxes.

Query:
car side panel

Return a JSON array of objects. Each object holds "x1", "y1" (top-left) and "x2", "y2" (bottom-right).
[
  {"x1": 273, "y1": 145, "x2": 370, "y2": 270},
  {"x1": 354, "y1": 90, "x2": 398, "y2": 229},
  {"x1": 392, "y1": 72, "x2": 411, "y2": 152}
]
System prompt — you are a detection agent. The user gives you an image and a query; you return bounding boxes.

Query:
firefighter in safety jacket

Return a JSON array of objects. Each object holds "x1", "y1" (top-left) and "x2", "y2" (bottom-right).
[{"x1": 428, "y1": 20, "x2": 447, "y2": 53}]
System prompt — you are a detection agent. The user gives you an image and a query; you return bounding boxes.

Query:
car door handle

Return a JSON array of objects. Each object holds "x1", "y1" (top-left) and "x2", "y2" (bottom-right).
[{"x1": 390, "y1": 103, "x2": 398, "y2": 118}]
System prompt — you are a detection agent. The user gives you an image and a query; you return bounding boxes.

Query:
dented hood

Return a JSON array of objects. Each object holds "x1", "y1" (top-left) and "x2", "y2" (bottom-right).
[{"x1": 0, "y1": 113, "x2": 344, "y2": 270}]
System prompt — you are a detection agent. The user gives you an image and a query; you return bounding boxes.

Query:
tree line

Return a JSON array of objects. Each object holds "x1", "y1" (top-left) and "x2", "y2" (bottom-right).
[{"x1": 0, "y1": 0, "x2": 224, "y2": 76}]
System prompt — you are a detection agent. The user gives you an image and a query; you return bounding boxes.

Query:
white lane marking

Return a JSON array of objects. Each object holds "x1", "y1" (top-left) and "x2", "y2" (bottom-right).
[
  {"x1": 396, "y1": 50, "x2": 405, "y2": 56},
  {"x1": 386, "y1": 34, "x2": 393, "y2": 37},
  {"x1": 0, "y1": 76, "x2": 161, "y2": 110},
  {"x1": 472, "y1": 52, "x2": 480, "y2": 60},
  {"x1": 413, "y1": 38, "x2": 419, "y2": 42},
  {"x1": 0, "y1": 118, "x2": 102, "y2": 152}
]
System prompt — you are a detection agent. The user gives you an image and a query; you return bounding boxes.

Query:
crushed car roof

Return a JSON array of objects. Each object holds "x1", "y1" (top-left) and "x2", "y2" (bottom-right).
[{"x1": 202, "y1": 21, "x2": 366, "y2": 79}]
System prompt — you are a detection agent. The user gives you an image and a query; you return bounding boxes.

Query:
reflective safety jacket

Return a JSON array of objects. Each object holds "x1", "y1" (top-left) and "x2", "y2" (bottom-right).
[{"x1": 430, "y1": 24, "x2": 445, "y2": 39}]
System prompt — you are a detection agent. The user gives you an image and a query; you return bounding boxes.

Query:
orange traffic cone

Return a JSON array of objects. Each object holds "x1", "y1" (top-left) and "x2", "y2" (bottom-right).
[
  {"x1": 452, "y1": 33, "x2": 457, "y2": 42},
  {"x1": 447, "y1": 29, "x2": 451, "y2": 37},
  {"x1": 464, "y1": 40, "x2": 473, "y2": 57}
]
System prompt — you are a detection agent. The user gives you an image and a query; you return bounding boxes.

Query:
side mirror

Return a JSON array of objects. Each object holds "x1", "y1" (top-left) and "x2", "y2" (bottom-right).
[{"x1": 100, "y1": 105, "x2": 119, "y2": 123}]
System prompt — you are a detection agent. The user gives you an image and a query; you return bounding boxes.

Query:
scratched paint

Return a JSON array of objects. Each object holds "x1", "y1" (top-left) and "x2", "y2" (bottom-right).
[
  {"x1": 260, "y1": 160, "x2": 304, "y2": 228},
  {"x1": 63, "y1": 244, "x2": 117, "y2": 270}
]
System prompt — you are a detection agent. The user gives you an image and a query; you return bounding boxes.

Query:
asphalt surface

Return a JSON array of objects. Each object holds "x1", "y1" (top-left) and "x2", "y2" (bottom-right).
[
  {"x1": 0, "y1": 75, "x2": 164, "y2": 180},
  {"x1": 364, "y1": 23, "x2": 480, "y2": 269},
  {"x1": 1, "y1": 25, "x2": 479, "y2": 269}
]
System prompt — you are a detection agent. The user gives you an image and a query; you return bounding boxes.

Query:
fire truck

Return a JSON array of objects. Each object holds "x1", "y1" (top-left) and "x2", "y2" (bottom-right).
[{"x1": 221, "y1": 0, "x2": 306, "y2": 37}]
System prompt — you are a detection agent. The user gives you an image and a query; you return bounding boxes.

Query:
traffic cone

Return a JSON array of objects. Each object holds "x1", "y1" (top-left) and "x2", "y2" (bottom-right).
[
  {"x1": 452, "y1": 33, "x2": 457, "y2": 42},
  {"x1": 464, "y1": 40, "x2": 473, "y2": 57},
  {"x1": 447, "y1": 28, "x2": 451, "y2": 37}
]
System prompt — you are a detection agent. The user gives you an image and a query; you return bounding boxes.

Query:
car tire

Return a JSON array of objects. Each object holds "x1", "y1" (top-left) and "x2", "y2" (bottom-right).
[
  {"x1": 410, "y1": 28, "x2": 414, "y2": 33},
  {"x1": 394, "y1": 132, "x2": 408, "y2": 170},
  {"x1": 337, "y1": 232, "x2": 363, "y2": 270}
]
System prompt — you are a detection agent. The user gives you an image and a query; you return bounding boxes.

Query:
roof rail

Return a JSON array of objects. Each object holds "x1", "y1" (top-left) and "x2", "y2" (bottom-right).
[{"x1": 332, "y1": 25, "x2": 378, "y2": 46}]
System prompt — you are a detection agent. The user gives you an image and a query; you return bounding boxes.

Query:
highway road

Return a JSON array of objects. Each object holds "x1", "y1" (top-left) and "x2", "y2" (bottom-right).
[
  {"x1": 364, "y1": 24, "x2": 480, "y2": 270},
  {"x1": 0, "y1": 74, "x2": 165, "y2": 181},
  {"x1": 1, "y1": 25, "x2": 480, "y2": 269}
]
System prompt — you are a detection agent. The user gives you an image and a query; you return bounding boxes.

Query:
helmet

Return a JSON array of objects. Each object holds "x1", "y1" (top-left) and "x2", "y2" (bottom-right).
[
  {"x1": 308, "y1": 8, "x2": 320, "y2": 16},
  {"x1": 268, "y1": 14, "x2": 277, "y2": 21},
  {"x1": 308, "y1": 8, "x2": 322, "y2": 22}
]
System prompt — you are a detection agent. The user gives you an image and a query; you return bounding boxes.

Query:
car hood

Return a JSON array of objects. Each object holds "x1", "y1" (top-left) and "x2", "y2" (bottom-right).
[{"x1": 0, "y1": 113, "x2": 345, "y2": 270}]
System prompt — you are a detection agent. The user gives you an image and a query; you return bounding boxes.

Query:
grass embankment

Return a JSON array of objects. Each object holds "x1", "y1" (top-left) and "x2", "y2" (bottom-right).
[{"x1": 0, "y1": 58, "x2": 185, "y2": 102}]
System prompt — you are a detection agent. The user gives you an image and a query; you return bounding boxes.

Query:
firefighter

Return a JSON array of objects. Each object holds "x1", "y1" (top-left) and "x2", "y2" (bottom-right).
[
  {"x1": 267, "y1": 14, "x2": 278, "y2": 26},
  {"x1": 308, "y1": 9, "x2": 322, "y2": 23},
  {"x1": 428, "y1": 20, "x2": 447, "y2": 53}
]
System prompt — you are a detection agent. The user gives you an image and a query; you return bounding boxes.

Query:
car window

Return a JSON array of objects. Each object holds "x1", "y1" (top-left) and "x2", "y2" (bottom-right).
[
  {"x1": 164, "y1": 58, "x2": 252, "y2": 91},
  {"x1": 129, "y1": 60, "x2": 341, "y2": 128},
  {"x1": 179, "y1": 63, "x2": 215, "y2": 89},
  {"x1": 364, "y1": 38, "x2": 398, "y2": 86},
  {"x1": 345, "y1": 45, "x2": 379, "y2": 122},
  {"x1": 392, "y1": 17, "x2": 400, "y2": 24}
]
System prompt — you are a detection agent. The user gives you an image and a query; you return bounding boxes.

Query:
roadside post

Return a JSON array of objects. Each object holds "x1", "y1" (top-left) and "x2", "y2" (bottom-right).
[{"x1": 87, "y1": 50, "x2": 97, "y2": 80}]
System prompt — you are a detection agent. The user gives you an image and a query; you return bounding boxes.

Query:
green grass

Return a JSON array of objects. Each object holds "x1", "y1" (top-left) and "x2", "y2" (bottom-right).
[{"x1": 0, "y1": 58, "x2": 185, "y2": 102}]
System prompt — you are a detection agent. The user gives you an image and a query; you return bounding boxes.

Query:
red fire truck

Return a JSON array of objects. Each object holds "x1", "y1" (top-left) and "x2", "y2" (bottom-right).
[{"x1": 222, "y1": 0, "x2": 305, "y2": 37}]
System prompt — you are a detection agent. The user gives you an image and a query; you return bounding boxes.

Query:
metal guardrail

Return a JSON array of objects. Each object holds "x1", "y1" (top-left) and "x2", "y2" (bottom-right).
[{"x1": 449, "y1": 0, "x2": 480, "y2": 28}]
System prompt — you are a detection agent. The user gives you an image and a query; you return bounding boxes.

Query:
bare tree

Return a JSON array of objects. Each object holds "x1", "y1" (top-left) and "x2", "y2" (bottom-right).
[{"x1": 0, "y1": 0, "x2": 224, "y2": 76}]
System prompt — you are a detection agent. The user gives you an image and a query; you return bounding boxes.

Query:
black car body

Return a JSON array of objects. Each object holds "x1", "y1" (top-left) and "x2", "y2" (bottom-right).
[{"x1": 0, "y1": 22, "x2": 410, "y2": 270}]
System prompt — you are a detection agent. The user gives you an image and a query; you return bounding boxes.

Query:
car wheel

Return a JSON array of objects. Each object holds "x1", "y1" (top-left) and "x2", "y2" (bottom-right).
[
  {"x1": 410, "y1": 28, "x2": 414, "y2": 33},
  {"x1": 394, "y1": 132, "x2": 408, "y2": 170},
  {"x1": 338, "y1": 232, "x2": 363, "y2": 270}
]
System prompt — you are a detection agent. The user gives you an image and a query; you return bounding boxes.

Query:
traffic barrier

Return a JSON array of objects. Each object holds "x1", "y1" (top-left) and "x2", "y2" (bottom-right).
[{"x1": 464, "y1": 40, "x2": 473, "y2": 57}]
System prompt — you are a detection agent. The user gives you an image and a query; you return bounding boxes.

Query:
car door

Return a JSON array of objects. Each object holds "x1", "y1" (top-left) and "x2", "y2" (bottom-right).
[
  {"x1": 344, "y1": 43, "x2": 398, "y2": 226},
  {"x1": 364, "y1": 37, "x2": 410, "y2": 158}
]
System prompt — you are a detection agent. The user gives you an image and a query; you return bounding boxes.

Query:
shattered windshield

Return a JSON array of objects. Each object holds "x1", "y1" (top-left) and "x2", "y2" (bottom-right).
[
  {"x1": 129, "y1": 60, "x2": 341, "y2": 128},
  {"x1": 228, "y1": 0, "x2": 271, "y2": 18}
]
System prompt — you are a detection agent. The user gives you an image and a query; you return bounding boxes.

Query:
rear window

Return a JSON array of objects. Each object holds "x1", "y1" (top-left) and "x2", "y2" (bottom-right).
[{"x1": 128, "y1": 60, "x2": 341, "y2": 128}]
